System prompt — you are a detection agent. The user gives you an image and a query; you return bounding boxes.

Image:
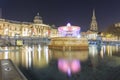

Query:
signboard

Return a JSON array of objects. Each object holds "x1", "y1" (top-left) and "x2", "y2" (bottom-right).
[{"x1": 16, "y1": 40, "x2": 23, "y2": 46}]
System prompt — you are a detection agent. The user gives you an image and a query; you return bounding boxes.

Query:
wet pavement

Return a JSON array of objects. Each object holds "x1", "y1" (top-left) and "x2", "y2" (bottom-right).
[{"x1": 0, "y1": 59, "x2": 27, "y2": 80}]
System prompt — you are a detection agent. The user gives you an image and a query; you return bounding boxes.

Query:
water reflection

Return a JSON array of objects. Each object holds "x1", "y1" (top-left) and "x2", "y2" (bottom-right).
[
  {"x1": 0, "y1": 45, "x2": 119, "y2": 68},
  {"x1": 0, "y1": 45, "x2": 49, "y2": 69},
  {"x1": 0, "y1": 47, "x2": 20, "y2": 65},
  {"x1": 89, "y1": 44, "x2": 120, "y2": 57},
  {"x1": 58, "y1": 59, "x2": 81, "y2": 77},
  {"x1": 0, "y1": 44, "x2": 120, "y2": 80},
  {"x1": 49, "y1": 50, "x2": 88, "y2": 62},
  {"x1": 89, "y1": 45, "x2": 98, "y2": 57},
  {"x1": 21, "y1": 45, "x2": 49, "y2": 68}
]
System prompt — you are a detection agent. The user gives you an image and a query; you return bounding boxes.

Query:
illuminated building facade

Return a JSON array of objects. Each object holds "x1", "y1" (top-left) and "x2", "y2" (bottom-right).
[
  {"x1": 87, "y1": 9, "x2": 98, "y2": 40},
  {"x1": 49, "y1": 25, "x2": 58, "y2": 38},
  {"x1": 0, "y1": 13, "x2": 50, "y2": 37},
  {"x1": 90, "y1": 10, "x2": 98, "y2": 32}
]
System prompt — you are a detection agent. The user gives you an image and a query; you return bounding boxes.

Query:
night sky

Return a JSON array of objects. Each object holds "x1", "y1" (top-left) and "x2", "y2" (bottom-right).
[{"x1": 0, "y1": 0, "x2": 120, "y2": 31}]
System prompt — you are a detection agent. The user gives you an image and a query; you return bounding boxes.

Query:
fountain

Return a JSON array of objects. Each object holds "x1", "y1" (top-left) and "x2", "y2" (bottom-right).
[{"x1": 48, "y1": 23, "x2": 88, "y2": 50}]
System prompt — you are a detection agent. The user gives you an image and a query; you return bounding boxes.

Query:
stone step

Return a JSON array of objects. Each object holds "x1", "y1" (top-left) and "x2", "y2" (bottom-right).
[{"x1": 0, "y1": 59, "x2": 27, "y2": 80}]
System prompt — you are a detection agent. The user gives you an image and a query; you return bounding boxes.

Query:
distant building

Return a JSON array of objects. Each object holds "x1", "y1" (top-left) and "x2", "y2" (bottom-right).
[
  {"x1": 115, "y1": 23, "x2": 120, "y2": 27},
  {"x1": 90, "y1": 9, "x2": 98, "y2": 32},
  {"x1": 87, "y1": 9, "x2": 98, "y2": 40},
  {"x1": 0, "y1": 13, "x2": 51, "y2": 37},
  {"x1": 50, "y1": 25, "x2": 58, "y2": 38}
]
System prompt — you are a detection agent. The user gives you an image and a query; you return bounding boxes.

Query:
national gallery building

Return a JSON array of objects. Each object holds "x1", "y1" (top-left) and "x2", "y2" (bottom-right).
[{"x1": 0, "y1": 13, "x2": 51, "y2": 38}]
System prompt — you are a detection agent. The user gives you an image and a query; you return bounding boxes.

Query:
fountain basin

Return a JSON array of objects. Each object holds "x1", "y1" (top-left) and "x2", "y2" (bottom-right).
[{"x1": 48, "y1": 37, "x2": 88, "y2": 50}]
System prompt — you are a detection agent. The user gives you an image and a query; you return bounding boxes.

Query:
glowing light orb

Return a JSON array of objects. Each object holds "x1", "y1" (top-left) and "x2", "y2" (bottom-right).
[
  {"x1": 67, "y1": 23, "x2": 71, "y2": 27},
  {"x1": 58, "y1": 59, "x2": 81, "y2": 76}
]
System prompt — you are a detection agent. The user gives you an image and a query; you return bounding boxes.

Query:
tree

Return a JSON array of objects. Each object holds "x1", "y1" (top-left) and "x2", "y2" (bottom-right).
[{"x1": 104, "y1": 24, "x2": 120, "y2": 40}]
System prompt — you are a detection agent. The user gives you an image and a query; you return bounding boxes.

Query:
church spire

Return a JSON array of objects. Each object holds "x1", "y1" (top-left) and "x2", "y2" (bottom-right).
[
  {"x1": 92, "y1": 9, "x2": 96, "y2": 19},
  {"x1": 37, "y1": 12, "x2": 39, "y2": 16},
  {"x1": 90, "y1": 9, "x2": 98, "y2": 32}
]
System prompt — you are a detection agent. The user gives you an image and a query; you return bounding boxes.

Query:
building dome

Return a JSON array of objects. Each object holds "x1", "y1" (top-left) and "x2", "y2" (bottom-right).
[{"x1": 33, "y1": 13, "x2": 43, "y2": 24}]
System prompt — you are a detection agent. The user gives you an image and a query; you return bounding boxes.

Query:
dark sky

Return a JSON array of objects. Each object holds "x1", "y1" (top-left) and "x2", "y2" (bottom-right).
[{"x1": 0, "y1": 0, "x2": 120, "y2": 31}]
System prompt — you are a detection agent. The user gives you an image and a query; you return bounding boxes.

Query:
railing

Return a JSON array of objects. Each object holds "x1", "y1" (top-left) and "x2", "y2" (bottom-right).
[
  {"x1": 0, "y1": 36, "x2": 50, "y2": 46},
  {"x1": 102, "y1": 40, "x2": 120, "y2": 45}
]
